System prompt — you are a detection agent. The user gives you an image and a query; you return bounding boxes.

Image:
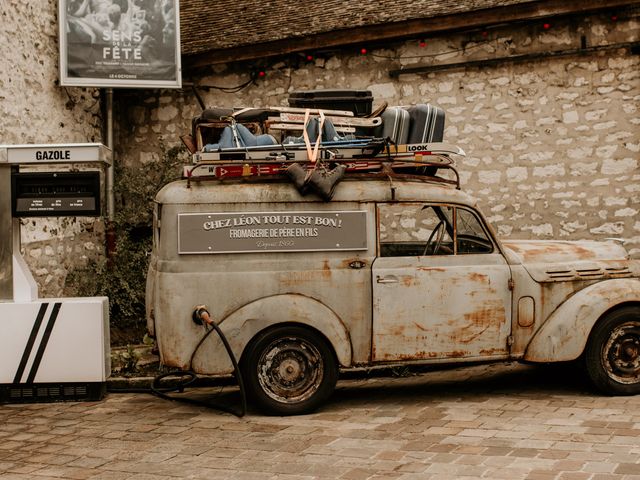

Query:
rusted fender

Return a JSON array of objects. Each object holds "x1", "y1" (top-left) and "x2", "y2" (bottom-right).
[
  {"x1": 524, "y1": 278, "x2": 640, "y2": 362},
  {"x1": 191, "y1": 293, "x2": 352, "y2": 374}
]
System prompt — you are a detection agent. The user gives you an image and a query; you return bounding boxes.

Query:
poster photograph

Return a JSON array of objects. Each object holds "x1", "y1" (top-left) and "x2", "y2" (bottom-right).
[{"x1": 59, "y1": 0, "x2": 181, "y2": 88}]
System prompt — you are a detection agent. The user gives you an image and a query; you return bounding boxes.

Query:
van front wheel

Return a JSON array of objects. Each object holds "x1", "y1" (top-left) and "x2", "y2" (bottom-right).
[
  {"x1": 585, "y1": 306, "x2": 640, "y2": 395},
  {"x1": 242, "y1": 326, "x2": 338, "y2": 415}
]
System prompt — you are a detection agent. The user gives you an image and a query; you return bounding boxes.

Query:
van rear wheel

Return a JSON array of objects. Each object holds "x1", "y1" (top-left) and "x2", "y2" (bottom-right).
[
  {"x1": 242, "y1": 326, "x2": 338, "y2": 415},
  {"x1": 584, "y1": 306, "x2": 640, "y2": 395}
]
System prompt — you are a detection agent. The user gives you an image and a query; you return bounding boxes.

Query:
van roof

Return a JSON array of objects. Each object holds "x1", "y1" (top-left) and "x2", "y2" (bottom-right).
[{"x1": 156, "y1": 177, "x2": 478, "y2": 207}]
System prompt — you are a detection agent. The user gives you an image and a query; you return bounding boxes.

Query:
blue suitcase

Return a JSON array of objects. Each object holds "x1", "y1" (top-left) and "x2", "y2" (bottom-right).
[{"x1": 405, "y1": 104, "x2": 445, "y2": 143}]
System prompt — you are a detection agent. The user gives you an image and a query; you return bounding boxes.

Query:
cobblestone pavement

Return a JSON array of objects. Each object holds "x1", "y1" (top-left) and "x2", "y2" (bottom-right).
[{"x1": 1, "y1": 362, "x2": 639, "y2": 480}]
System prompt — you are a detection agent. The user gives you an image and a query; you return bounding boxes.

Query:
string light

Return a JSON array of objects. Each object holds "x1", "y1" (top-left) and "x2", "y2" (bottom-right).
[
  {"x1": 360, "y1": 47, "x2": 367, "y2": 55},
  {"x1": 543, "y1": 22, "x2": 551, "y2": 29},
  {"x1": 419, "y1": 39, "x2": 426, "y2": 48}
]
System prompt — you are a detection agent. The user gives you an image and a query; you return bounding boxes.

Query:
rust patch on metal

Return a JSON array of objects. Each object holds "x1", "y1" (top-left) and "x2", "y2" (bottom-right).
[
  {"x1": 414, "y1": 322, "x2": 428, "y2": 332},
  {"x1": 417, "y1": 266, "x2": 446, "y2": 272},
  {"x1": 322, "y1": 259, "x2": 332, "y2": 279},
  {"x1": 279, "y1": 269, "x2": 335, "y2": 287},
  {"x1": 389, "y1": 324, "x2": 408, "y2": 336},
  {"x1": 507, "y1": 242, "x2": 594, "y2": 260},
  {"x1": 446, "y1": 350, "x2": 467, "y2": 358},
  {"x1": 389, "y1": 350, "x2": 469, "y2": 361},
  {"x1": 457, "y1": 300, "x2": 506, "y2": 343},
  {"x1": 504, "y1": 240, "x2": 627, "y2": 265},
  {"x1": 463, "y1": 301, "x2": 505, "y2": 326},
  {"x1": 467, "y1": 272, "x2": 489, "y2": 283},
  {"x1": 479, "y1": 348, "x2": 505, "y2": 356},
  {"x1": 402, "y1": 275, "x2": 415, "y2": 287}
]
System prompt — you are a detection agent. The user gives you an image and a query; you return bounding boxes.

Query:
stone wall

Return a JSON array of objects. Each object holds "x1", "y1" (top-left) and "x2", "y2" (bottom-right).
[
  {"x1": 2, "y1": 3, "x2": 637, "y2": 301},
  {"x1": 118, "y1": 10, "x2": 639, "y2": 258},
  {"x1": 0, "y1": 0, "x2": 104, "y2": 296}
]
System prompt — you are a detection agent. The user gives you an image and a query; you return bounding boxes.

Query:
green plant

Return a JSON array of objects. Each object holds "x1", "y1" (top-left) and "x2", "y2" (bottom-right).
[
  {"x1": 113, "y1": 344, "x2": 140, "y2": 374},
  {"x1": 67, "y1": 144, "x2": 185, "y2": 343}
]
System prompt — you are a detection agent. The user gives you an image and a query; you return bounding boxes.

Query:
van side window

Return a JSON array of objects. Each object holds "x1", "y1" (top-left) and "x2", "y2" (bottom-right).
[
  {"x1": 378, "y1": 204, "x2": 493, "y2": 257},
  {"x1": 378, "y1": 203, "x2": 453, "y2": 257},
  {"x1": 456, "y1": 208, "x2": 493, "y2": 254}
]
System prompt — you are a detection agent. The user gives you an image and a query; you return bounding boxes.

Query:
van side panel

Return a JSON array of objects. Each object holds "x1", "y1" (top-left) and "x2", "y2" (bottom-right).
[
  {"x1": 187, "y1": 294, "x2": 352, "y2": 374},
  {"x1": 153, "y1": 201, "x2": 376, "y2": 374}
]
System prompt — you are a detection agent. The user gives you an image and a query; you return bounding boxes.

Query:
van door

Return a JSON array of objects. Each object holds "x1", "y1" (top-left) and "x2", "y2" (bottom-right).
[{"x1": 371, "y1": 203, "x2": 512, "y2": 362}]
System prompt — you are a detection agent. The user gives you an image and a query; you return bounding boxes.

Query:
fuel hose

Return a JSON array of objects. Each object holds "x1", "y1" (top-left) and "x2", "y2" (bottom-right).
[{"x1": 149, "y1": 316, "x2": 247, "y2": 417}]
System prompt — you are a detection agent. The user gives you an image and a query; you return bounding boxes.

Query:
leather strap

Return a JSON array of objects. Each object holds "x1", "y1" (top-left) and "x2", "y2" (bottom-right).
[{"x1": 302, "y1": 109, "x2": 326, "y2": 165}]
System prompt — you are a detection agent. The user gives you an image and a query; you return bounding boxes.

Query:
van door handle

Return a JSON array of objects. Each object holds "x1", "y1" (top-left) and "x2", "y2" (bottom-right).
[{"x1": 376, "y1": 275, "x2": 399, "y2": 284}]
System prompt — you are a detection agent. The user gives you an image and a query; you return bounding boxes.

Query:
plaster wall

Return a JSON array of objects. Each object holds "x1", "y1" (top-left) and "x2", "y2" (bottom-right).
[
  {"x1": 0, "y1": 0, "x2": 104, "y2": 296},
  {"x1": 119, "y1": 10, "x2": 639, "y2": 258}
]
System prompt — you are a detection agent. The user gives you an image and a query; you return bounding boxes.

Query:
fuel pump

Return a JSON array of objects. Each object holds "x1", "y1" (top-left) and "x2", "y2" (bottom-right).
[{"x1": 0, "y1": 144, "x2": 111, "y2": 403}]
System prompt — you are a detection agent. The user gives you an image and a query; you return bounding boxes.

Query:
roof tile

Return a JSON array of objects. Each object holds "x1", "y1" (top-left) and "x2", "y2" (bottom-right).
[{"x1": 179, "y1": 0, "x2": 537, "y2": 56}]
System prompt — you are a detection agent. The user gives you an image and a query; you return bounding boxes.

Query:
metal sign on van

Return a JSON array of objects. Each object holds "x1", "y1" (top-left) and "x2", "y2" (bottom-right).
[{"x1": 178, "y1": 211, "x2": 367, "y2": 254}]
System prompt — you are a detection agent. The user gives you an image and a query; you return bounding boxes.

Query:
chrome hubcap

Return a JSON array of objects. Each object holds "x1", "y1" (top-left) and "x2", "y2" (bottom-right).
[
  {"x1": 258, "y1": 337, "x2": 323, "y2": 404},
  {"x1": 603, "y1": 322, "x2": 640, "y2": 384}
]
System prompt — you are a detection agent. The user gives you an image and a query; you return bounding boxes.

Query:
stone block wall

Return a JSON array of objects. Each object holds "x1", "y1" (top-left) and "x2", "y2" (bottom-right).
[
  {"x1": 118, "y1": 10, "x2": 639, "y2": 257},
  {"x1": 0, "y1": 0, "x2": 104, "y2": 296},
  {"x1": 2, "y1": 3, "x2": 638, "y2": 301}
]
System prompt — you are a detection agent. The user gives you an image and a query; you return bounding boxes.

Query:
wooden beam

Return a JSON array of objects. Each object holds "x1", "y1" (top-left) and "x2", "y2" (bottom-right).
[
  {"x1": 389, "y1": 41, "x2": 640, "y2": 76},
  {"x1": 183, "y1": 0, "x2": 638, "y2": 68}
]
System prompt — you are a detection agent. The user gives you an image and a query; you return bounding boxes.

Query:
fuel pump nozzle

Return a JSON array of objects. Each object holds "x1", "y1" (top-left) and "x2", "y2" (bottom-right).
[{"x1": 192, "y1": 305, "x2": 214, "y2": 326}]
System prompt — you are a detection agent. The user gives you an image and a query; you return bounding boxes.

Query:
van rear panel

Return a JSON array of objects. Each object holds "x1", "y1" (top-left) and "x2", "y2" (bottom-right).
[{"x1": 150, "y1": 186, "x2": 376, "y2": 373}]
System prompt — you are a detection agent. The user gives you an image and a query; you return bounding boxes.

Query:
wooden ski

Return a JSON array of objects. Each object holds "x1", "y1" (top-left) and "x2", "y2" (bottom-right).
[
  {"x1": 259, "y1": 106, "x2": 355, "y2": 117},
  {"x1": 268, "y1": 123, "x2": 357, "y2": 134},
  {"x1": 268, "y1": 113, "x2": 382, "y2": 127}
]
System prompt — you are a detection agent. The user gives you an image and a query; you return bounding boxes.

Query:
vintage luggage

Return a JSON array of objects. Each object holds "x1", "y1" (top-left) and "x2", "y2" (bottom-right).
[
  {"x1": 405, "y1": 104, "x2": 445, "y2": 143},
  {"x1": 288, "y1": 90, "x2": 374, "y2": 116},
  {"x1": 374, "y1": 106, "x2": 410, "y2": 144}
]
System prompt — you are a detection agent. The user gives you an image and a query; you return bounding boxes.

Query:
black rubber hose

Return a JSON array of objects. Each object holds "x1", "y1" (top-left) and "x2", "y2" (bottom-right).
[{"x1": 148, "y1": 321, "x2": 247, "y2": 417}]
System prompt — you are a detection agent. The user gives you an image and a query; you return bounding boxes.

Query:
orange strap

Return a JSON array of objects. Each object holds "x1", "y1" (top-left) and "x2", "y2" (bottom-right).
[{"x1": 302, "y1": 109, "x2": 325, "y2": 165}]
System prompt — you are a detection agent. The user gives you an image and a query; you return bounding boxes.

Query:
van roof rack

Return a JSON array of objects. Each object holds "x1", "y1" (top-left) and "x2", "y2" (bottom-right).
[{"x1": 184, "y1": 141, "x2": 464, "y2": 190}]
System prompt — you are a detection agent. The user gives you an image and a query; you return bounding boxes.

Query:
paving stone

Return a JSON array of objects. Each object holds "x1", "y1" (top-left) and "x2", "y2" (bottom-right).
[
  {"x1": 616, "y1": 464, "x2": 640, "y2": 475},
  {"x1": 0, "y1": 363, "x2": 639, "y2": 479},
  {"x1": 557, "y1": 473, "x2": 591, "y2": 480},
  {"x1": 525, "y1": 471, "x2": 558, "y2": 480}
]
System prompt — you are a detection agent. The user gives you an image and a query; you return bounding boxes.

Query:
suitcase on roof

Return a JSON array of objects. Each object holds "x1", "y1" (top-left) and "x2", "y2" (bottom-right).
[
  {"x1": 405, "y1": 104, "x2": 445, "y2": 143},
  {"x1": 288, "y1": 89, "x2": 374, "y2": 116},
  {"x1": 374, "y1": 106, "x2": 410, "y2": 144}
]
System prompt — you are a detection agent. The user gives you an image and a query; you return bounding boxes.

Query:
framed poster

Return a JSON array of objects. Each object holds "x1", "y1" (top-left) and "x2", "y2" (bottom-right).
[{"x1": 59, "y1": 0, "x2": 181, "y2": 88}]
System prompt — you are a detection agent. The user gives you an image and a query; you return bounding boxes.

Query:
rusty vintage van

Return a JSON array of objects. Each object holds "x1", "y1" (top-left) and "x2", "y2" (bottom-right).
[{"x1": 146, "y1": 159, "x2": 640, "y2": 415}]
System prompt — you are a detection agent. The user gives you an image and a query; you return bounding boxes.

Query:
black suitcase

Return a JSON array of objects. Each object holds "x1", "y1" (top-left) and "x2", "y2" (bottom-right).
[
  {"x1": 374, "y1": 106, "x2": 410, "y2": 144},
  {"x1": 405, "y1": 104, "x2": 445, "y2": 143},
  {"x1": 288, "y1": 89, "x2": 374, "y2": 116}
]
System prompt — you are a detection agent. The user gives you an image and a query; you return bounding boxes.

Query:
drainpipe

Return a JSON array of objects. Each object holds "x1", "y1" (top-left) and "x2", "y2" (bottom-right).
[
  {"x1": 105, "y1": 88, "x2": 116, "y2": 259},
  {"x1": 0, "y1": 161, "x2": 12, "y2": 301}
]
